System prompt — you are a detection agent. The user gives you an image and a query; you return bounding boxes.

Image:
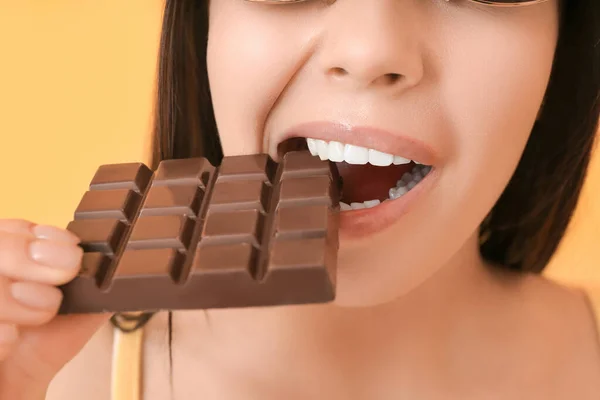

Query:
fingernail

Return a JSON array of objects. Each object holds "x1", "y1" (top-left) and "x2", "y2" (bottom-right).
[
  {"x1": 10, "y1": 282, "x2": 62, "y2": 311},
  {"x1": 32, "y1": 224, "x2": 80, "y2": 244},
  {"x1": 29, "y1": 239, "x2": 83, "y2": 270},
  {"x1": 0, "y1": 324, "x2": 18, "y2": 345}
]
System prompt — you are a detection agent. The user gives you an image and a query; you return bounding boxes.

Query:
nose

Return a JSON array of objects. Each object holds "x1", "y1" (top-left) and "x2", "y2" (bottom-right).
[{"x1": 319, "y1": 0, "x2": 425, "y2": 93}]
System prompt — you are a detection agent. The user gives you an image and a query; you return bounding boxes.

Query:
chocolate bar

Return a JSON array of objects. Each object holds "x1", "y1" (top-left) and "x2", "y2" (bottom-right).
[{"x1": 58, "y1": 151, "x2": 340, "y2": 314}]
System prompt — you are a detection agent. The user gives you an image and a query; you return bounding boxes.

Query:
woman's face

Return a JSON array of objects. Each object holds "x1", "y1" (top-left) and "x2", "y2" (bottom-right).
[{"x1": 206, "y1": 0, "x2": 559, "y2": 307}]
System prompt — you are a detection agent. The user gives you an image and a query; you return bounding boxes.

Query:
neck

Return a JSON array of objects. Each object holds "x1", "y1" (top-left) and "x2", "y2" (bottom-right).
[{"x1": 174, "y1": 231, "x2": 495, "y2": 394}]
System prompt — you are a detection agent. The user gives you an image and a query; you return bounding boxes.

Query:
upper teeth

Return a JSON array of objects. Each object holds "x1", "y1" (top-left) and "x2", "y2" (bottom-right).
[{"x1": 306, "y1": 138, "x2": 412, "y2": 166}]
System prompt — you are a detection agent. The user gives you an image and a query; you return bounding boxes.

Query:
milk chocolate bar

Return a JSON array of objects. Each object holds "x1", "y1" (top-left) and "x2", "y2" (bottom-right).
[{"x1": 58, "y1": 151, "x2": 340, "y2": 314}]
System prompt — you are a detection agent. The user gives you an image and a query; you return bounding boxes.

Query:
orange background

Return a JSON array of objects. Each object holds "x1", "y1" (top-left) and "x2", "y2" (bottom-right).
[{"x1": 0, "y1": 1, "x2": 598, "y2": 317}]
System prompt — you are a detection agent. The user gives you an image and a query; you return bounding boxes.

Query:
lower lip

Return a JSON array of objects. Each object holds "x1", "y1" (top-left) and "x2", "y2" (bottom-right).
[{"x1": 337, "y1": 167, "x2": 440, "y2": 240}]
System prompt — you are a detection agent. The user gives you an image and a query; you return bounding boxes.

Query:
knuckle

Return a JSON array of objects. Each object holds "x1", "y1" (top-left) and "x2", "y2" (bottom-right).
[
  {"x1": 0, "y1": 279, "x2": 60, "y2": 326},
  {"x1": 0, "y1": 233, "x2": 78, "y2": 285},
  {"x1": 0, "y1": 233, "x2": 29, "y2": 274},
  {"x1": 21, "y1": 310, "x2": 57, "y2": 327}
]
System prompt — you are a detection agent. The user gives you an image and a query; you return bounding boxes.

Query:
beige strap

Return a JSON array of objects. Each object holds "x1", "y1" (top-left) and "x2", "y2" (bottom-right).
[{"x1": 111, "y1": 318, "x2": 145, "y2": 400}]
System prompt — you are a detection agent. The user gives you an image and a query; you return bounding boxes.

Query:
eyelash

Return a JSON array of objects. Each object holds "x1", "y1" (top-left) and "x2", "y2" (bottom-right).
[
  {"x1": 246, "y1": 0, "x2": 464, "y2": 6},
  {"x1": 245, "y1": 0, "x2": 337, "y2": 5},
  {"x1": 245, "y1": 0, "x2": 509, "y2": 13}
]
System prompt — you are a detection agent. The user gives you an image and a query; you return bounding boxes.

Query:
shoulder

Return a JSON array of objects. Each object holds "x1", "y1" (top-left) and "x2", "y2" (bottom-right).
[
  {"x1": 520, "y1": 274, "x2": 600, "y2": 349},
  {"x1": 501, "y1": 273, "x2": 600, "y2": 398}
]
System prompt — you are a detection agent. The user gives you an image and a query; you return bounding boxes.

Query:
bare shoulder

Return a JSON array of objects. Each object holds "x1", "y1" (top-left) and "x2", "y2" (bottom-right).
[
  {"x1": 522, "y1": 273, "x2": 600, "y2": 355},
  {"x1": 493, "y1": 271, "x2": 600, "y2": 398}
]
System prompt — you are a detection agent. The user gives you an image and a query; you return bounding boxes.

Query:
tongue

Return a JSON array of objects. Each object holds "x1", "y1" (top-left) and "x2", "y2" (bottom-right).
[{"x1": 335, "y1": 162, "x2": 414, "y2": 203}]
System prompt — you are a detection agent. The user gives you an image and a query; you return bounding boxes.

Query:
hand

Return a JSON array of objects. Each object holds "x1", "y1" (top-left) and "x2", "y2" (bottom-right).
[{"x1": 0, "y1": 219, "x2": 110, "y2": 398}]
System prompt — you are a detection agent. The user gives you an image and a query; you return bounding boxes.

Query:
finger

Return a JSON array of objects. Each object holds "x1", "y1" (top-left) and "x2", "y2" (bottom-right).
[
  {"x1": 0, "y1": 219, "x2": 35, "y2": 236},
  {"x1": 0, "y1": 277, "x2": 62, "y2": 326},
  {"x1": 0, "y1": 219, "x2": 80, "y2": 245},
  {"x1": 31, "y1": 225, "x2": 81, "y2": 245},
  {"x1": 0, "y1": 231, "x2": 82, "y2": 285},
  {"x1": 0, "y1": 324, "x2": 19, "y2": 360}
]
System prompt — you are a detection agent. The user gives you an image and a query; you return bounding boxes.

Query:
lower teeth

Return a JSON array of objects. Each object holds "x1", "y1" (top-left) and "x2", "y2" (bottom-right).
[{"x1": 340, "y1": 164, "x2": 432, "y2": 211}]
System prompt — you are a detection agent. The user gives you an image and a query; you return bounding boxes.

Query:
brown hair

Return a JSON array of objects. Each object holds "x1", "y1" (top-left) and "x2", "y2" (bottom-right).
[{"x1": 151, "y1": 0, "x2": 599, "y2": 273}]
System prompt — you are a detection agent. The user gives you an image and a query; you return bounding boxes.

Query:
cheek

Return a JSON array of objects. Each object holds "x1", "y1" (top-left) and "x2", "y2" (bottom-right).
[
  {"x1": 438, "y1": 15, "x2": 559, "y2": 222},
  {"x1": 207, "y1": 30, "x2": 269, "y2": 156},
  {"x1": 207, "y1": 6, "x2": 315, "y2": 157},
  {"x1": 335, "y1": 13, "x2": 560, "y2": 306}
]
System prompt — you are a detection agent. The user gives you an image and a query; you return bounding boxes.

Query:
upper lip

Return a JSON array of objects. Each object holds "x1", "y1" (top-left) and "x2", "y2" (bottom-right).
[{"x1": 270, "y1": 121, "x2": 439, "y2": 165}]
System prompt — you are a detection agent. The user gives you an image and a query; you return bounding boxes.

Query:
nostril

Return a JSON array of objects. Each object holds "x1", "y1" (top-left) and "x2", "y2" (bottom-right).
[
  {"x1": 326, "y1": 68, "x2": 404, "y2": 86},
  {"x1": 385, "y1": 73, "x2": 402, "y2": 85},
  {"x1": 328, "y1": 67, "x2": 348, "y2": 78}
]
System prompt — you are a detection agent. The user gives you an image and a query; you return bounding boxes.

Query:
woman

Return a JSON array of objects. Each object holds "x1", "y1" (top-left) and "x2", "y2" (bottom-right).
[{"x1": 0, "y1": 0, "x2": 599, "y2": 398}]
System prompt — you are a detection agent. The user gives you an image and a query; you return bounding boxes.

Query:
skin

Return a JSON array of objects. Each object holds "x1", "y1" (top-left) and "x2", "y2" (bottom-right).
[
  {"x1": 1, "y1": 0, "x2": 600, "y2": 399},
  {"x1": 208, "y1": 0, "x2": 562, "y2": 305}
]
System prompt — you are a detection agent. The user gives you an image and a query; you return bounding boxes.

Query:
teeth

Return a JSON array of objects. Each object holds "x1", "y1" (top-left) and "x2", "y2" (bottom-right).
[
  {"x1": 307, "y1": 138, "x2": 318, "y2": 156},
  {"x1": 364, "y1": 199, "x2": 381, "y2": 208},
  {"x1": 328, "y1": 141, "x2": 345, "y2": 162},
  {"x1": 342, "y1": 200, "x2": 382, "y2": 211},
  {"x1": 309, "y1": 139, "x2": 434, "y2": 210},
  {"x1": 395, "y1": 186, "x2": 409, "y2": 197},
  {"x1": 338, "y1": 163, "x2": 433, "y2": 209},
  {"x1": 350, "y1": 202, "x2": 366, "y2": 210},
  {"x1": 389, "y1": 164, "x2": 432, "y2": 200},
  {"x1": 393, "y1": 155, "x2": 411, "y2": 165},
  {"x1": 389, "y1": 186, "x2": 408, "y2": 200},
  {"x1": 306, "y1": 138, "x2": 413, "y2": 166},
  {"x1": 344, "y1": 144, "x2": 369, "y2": 165},
  {"x1": 317, "y1": 140, "x2": 329, "y2": 161},
  {"x1": 368, "y1": 149, "x2": 393, "y2": 166},
  {"x1": 401, "y1": 173, "x2": 413, "y2": 184}
]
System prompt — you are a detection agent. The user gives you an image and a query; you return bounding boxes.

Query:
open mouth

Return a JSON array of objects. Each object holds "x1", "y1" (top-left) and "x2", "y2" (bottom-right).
[{"x1": 278, "y1": 137, "x2": 433, "y2": 211}]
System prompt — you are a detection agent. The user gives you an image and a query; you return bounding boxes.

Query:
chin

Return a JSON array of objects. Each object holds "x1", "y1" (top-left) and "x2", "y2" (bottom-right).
[{"x1": 329, "y1": 264, "x2": 414, "y2": 308}]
